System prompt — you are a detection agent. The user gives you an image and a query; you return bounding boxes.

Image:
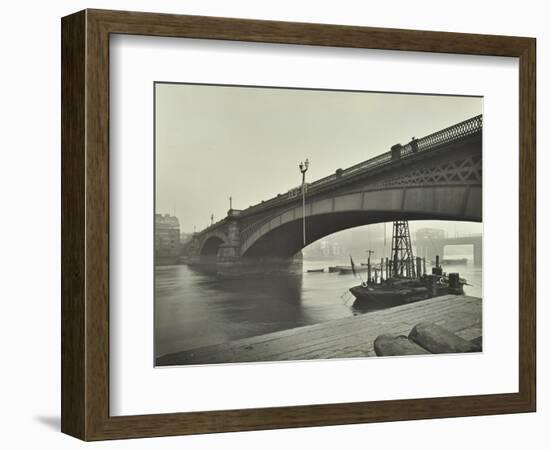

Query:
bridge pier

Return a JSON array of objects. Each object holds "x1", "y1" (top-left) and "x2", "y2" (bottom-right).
[
  {"x1": 215, "y1": 212, "x2": 242, "y2": 262},
  {"x1": 216, "y1": 243, "x2": 240, "y2": 261},
  {"x1": 182, "y1": 209, "x2": 244, "y2": 264}
]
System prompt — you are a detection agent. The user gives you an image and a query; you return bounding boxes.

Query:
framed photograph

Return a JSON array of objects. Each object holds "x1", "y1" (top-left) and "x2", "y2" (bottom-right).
[{"x1": 61, "y1": 9, "x2": 536, "y2": 440}]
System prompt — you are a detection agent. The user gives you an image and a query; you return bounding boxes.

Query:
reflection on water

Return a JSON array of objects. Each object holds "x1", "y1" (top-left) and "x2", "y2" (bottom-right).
[{"x1": 155, "y1": 257, "x2": 482, "y2": 357}]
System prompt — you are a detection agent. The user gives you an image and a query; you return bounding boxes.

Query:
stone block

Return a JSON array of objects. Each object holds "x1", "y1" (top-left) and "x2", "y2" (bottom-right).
[
  {"x1": 374, "y1": 334, "x2": 431, "y2": 357},
  {"x1": 409, "y1": 322, "x2": 478, "y2": 354}
]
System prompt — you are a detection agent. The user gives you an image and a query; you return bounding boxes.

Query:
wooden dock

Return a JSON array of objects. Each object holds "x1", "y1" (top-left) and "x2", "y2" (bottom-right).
[{"x1": 156, "y1": 295, "x2": 482, "y2": 366}]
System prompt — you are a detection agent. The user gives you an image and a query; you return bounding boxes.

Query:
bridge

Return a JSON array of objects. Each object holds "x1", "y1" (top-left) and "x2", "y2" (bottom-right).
[
  {"x1": 183, "y1": 115, "x2": 482, "y2": 263},
  {"x1": 415, "y1": 232, "x2": 483, "y2": 266}
]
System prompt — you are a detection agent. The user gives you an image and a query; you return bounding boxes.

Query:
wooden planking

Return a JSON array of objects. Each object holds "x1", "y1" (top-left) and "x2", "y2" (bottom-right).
[{"x1": 157, "y1": 295, "x2": 482, "y2": 365}]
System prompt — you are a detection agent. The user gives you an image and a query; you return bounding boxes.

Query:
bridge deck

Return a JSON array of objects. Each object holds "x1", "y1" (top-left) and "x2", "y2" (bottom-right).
[{"x1": 157, "y1": 295, "x2": 482, "y2": 366}]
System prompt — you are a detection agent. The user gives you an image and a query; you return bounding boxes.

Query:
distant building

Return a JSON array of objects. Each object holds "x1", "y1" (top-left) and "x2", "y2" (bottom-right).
[
  {"x1": 414, "y1": 227, "x2": 446, "y2": 260},
  {"x1": 319, "y1": 240, "x2": 329, "y2": 256},
  {"x1": 304, "y1": 238, "x2": 345, "y2": 258},
  {"x1": 180, "y1": 231, "x2": 193, "y2": 246},
  {"x1": 415, "y1": 227, "x2": 445, "y2": 241},
  {"x1": 155, "y1": 214, "x2": 180, "y2": 265},
  {"x1": 332, "y1": 241, "x2": 343, "y2": 256}
]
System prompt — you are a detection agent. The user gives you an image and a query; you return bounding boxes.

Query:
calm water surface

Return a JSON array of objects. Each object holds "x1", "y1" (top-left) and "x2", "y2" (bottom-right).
[{"x1": 155, "y1": 257, "x2": 482, "y2": 357}]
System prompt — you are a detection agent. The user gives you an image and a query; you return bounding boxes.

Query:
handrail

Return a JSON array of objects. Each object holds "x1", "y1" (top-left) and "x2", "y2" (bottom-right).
[{"x1": 416, "y1": 114, "x2": 482, "y2": 152}]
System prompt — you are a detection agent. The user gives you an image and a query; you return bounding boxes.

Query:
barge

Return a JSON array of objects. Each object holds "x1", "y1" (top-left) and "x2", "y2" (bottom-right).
[{"x1": 350, "y1": 271, "x2": 467, "y2": 310}]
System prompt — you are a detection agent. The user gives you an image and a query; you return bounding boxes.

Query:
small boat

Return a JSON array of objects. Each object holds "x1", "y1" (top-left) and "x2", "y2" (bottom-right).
[
  {"x1": 441, "y1": 258, "x2": 469, "y2": 265},
  {"x1": 430, "y1": 258, "x2": 468, "y2": 266},
  {"x1": 328, "y1": 265, "x2": 347, "y2": 273},
  {"x1": 306, "y1": 268, "x2": 325, "y2": 273},
  {"x1": 338, "y1": 265, "x2": 369, "y2": 275}
]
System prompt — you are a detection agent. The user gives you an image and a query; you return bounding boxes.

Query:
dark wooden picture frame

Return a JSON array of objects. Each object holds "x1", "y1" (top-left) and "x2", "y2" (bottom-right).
[{"x1": 61, "y1": 9, "x2": 536, "y2": 441}]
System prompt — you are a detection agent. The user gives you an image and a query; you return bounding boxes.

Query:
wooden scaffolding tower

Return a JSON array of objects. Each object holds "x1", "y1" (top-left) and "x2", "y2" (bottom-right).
[{"x1": 391, "y1": 220, "x2": 416, "y2": 278}]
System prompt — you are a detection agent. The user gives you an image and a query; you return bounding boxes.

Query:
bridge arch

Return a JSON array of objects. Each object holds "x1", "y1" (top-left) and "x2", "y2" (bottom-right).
[
  {"x1": 199, "y1": 232, "x2": 228, "y2": 257},
  {"x1": 241, "y1": 185, "x2": 481, "y2": 258}
]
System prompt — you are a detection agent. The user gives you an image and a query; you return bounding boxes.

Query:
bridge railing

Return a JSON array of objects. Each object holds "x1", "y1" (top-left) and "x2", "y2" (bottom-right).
[{"x1": 414, "y1": 114, "x2": 482, "y2": 153}]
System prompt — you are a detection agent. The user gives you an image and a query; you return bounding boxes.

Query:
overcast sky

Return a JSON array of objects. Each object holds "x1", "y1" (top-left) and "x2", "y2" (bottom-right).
[{"x1": 155, "y1": 83, "x2": 482, "y2": 234}]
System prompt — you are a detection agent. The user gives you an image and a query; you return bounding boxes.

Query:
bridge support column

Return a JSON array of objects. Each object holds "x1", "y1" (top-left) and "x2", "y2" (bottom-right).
[
  {"x1": 217, "y1": 217, "x2": 241, "y2": 262},
  {"x1": 217, "y1": 243, "x2": 240, "y2": 260},
  {"x1": 181, "y1": 235, "x2": 201, "y2": 264}
]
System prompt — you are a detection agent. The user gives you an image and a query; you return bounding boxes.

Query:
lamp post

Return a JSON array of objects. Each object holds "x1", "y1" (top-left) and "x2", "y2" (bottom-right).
[{"x1": 299, "y1": 158, "x2": 309, "y2": 247}]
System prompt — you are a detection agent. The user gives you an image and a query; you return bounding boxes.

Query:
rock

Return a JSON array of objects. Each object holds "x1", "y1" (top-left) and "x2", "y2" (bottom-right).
[
  {"x1": 409, "y1": 322, "x2": 478, "y2": 354},
  {"x1": 374, "y1": 334, "x2": 431, "y2": 356}
]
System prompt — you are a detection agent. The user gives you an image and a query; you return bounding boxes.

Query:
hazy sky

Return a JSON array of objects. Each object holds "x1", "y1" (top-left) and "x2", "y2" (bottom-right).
[{"x1": 155, "y1": 83, "x2": 482, "y2": 234}]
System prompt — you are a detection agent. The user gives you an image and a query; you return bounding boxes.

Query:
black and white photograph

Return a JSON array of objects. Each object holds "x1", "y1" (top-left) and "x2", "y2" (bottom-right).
[{"x1": 154, "y1": 83, "x2": 483, "y2": 366}]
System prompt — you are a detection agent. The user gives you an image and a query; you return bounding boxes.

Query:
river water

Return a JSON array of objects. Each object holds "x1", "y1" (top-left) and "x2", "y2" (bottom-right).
[{"x1": 155, "y1": 256, "x2": 481, "y2": 357}]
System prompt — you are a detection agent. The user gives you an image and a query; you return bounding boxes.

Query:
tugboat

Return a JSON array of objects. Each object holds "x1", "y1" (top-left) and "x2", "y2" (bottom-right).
[{"x1": 349, "y1": 221, "x2": 468, "y2": 311}]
